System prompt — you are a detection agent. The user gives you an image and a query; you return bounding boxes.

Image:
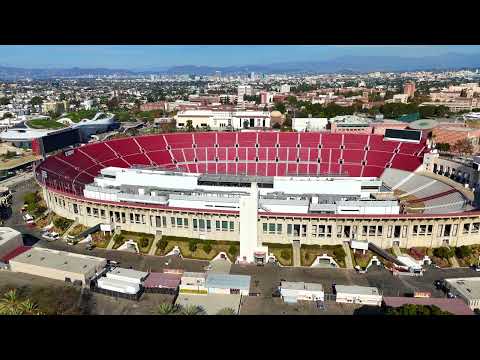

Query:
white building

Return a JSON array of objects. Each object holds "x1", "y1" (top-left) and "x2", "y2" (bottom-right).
[
  {"x1": 280, "y1": 281, "x2": 324, "y2": 303},
  {"x1": 105, "y1": 267, "x2": 149, "y2": 284},
  {"x1": 280, "y1": 84, "x2": 291, "y2": 94},
  {"x1": 292, "y1": 117, "x2": 328, "y2": 132},
  {"x1": 179, "y1": 272, "x2": 207, "y2": 294},
  {"x1": 0, "y1": 227, "x2": 23, "y2": 259},
  {"x1": 445, "y1": 277, "x2": 480, "y2": 310},
  {"x1": 237, "y1": 85, "x2": 253, "y2": 101},
  {"x1": 335, "y1": 285, "x2": 382, "y2": 306},
  {"x1": 174, "y1": 110, "x2": 270, "y2": 130},
  {"x1": 390, "y1": 94, "x2": 410, "y2": 104}
]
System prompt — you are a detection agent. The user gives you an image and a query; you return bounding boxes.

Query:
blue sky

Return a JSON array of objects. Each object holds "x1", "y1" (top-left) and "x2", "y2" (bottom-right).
[{"x1": 0, "y1": 45, "x2": 479, "y2": 69}]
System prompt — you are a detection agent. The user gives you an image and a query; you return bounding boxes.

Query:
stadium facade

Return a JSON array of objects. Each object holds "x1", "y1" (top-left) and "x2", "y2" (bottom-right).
[{"x1": 34, "y1": 131, "x2": 480, "y2": 263}]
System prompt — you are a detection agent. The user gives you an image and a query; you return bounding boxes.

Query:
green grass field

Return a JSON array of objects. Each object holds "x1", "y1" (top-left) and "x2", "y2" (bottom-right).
[{"x1": 27, "y1": 119, "x2": 67, "y2": 129}]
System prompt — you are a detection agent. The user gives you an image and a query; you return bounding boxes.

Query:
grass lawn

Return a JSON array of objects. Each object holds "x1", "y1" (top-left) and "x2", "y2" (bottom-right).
[
  {"x1": 91, "y1": 232, "x2": 111, "y2": 249},
  {"x1": 27, "y1": 119, "x2": 67, "y2": 129},
  {"x1": 68, "y1": 224, "x2": 88, "y2": 237},
  {"x1": 156, "y1": 236, "x2": 239, "y2": 262},
  {"x1": 263, "y1": 243, "x2": 292, "y2": 266},
  {"x1": 426, "y1": 248, "x2": 451, "y2": 268},
  {"x1": 114, "y1": 231, "x2": 154, "y2": 253},
  {"x1": 352, "y1": 250, "x2": 373, "y2": 269},
  {"x1": 65, "y1": 110, "x2": 98, "y2": 123},
  {"x1": 455, "y1": 245, "x2": 480, "y2": 267},
  {"x1": 300, "y1": 244, "x2": 346, "y2": 267}
]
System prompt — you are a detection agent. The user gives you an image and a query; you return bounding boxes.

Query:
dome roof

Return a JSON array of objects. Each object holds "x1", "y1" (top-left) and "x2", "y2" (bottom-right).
[
  {"x1": 408, "y1": 119, "x2": 439, "y2": 130},
  {"x1": 270, "y1": 110, "x2": 283, "y2": 117}
]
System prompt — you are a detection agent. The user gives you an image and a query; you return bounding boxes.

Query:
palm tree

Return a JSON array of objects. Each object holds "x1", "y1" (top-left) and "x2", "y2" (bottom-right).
[
  {"x1": 21, "y1": 299, "x2": 43, "y2": 315},
  {"x1": 0, "y1": 289, "x2": 24, "y2": 315},
  {"x1": 216, "y1": 308, "x2": 236, "y2": 315},
  {"x1": 154, "y1": 303, "x2": 180, "y2": 315},
  {"x1": 179, "y1": 305, "x2": 206, "y2": 315}
]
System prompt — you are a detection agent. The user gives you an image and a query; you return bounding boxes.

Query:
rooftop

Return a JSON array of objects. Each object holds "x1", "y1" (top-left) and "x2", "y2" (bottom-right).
[
  {"x1": 205, "y1": 273, "x2": 251, "y2": 290},
  {"x1": 281, "y1": 281, "x2": 323, "y2": 291},
  {"x1": 445, "y1": 277, "x2": 480, "y2": 300},
  {"x1": 107, "y1": 267, "x2": 149, "y2": 280},
  {"x1": 10, "y1": 247, "x2": 106, "y2": 274},
  {"x1": 175, "y1": 293, "x2": 241, "y2": 315},
  {"x1": 335, "y1": 285, "x2": 380, "y2": 296}
]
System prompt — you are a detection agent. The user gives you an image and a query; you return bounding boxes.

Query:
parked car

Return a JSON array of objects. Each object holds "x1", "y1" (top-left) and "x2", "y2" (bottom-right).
[
  {"x1": 85, "y1": 243, "x2": 95, "y2": 251},
  {"x1": 42, "y1": 232, "x2": 59, "y2": 241},
  {"x1": 471, "y1": 265, "x2": 480, "y2": 272},
  {"x1": 447, "y1": 291, "x2": 456, "y2": 299},
  {"x1": 23, "y1": 213, "x2": 34, "y2": 224}
]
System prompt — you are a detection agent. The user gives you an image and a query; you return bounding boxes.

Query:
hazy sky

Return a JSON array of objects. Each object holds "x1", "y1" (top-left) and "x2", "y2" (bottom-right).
[{"x1": 0, "y1": 45, "x2": 479, "y2": 69}]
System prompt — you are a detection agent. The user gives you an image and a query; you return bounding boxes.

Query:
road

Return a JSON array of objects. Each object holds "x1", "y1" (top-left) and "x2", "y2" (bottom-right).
[{"x1": 0, "y1": 172, "x2": 34, "y2": 189}]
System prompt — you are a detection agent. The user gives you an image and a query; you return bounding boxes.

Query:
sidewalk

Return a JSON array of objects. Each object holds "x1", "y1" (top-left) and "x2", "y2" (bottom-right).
[
  {"x1": 342, "y1": 242, "x2": 354, "y2": 269},
  {"x1": 148, "y1": 236, "x2": 160, "y2": 256},
  {"x1": 392, "y1": 244, "x2": 402, "y2": 257}
]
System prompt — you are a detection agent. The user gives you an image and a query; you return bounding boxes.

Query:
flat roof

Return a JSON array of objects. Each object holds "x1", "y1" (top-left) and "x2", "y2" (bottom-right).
[
  {"x1": 144, "y1": 272, "x2": 181, "y2": 289},
  {"x1": 281, "y1": 281, "x2": 323, "y2": 291},
  {"x1": 205, "y1": 273, "x2": 251, "y2": 290},
  {"x1": 335, "y1": 285, "x2": 380, "y2": 296},
  {"x1": 10, "y1": 247, "x2": 106, "y2": 274},
  {"x1": 175, "y1": 293, "x2": 241, "y2": 315},
  {"x1": 107, "y1": 267, "x2": 149, "y2": 280},
  {"x1": 0, "y1": 227, "x2": 21, "y2": 246},
  {"x1": 445, "y1": 277, "x2": 480, "y2": 300},
  {"x1": 182, "y1": 271, "x2": 206, "y2": 279}
]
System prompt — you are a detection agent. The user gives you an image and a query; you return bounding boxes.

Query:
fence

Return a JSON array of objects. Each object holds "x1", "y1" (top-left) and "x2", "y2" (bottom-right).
[
  {"x1": 91, "y1": 286, "x2": 145, "y2": 301},
  {"x1": 144, "y1": 287, "x2": 178, "y2": 295}
]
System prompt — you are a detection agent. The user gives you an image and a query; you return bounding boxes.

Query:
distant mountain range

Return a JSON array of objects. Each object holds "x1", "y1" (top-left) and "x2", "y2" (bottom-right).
[{"x1": 1, "y1": 53, "x2": 480, "y2": 79}]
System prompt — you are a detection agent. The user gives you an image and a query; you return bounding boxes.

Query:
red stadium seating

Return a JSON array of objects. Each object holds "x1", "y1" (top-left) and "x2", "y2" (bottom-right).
[
  {"x1": 36, "y1": 132, "x2": 428, "y2": 194},
  {"x1": 107, "y1": 138, "x2": 140, "y2": 156},
  {"x1": 136, "y1": 135, "x2": 167, "y2": 152}
]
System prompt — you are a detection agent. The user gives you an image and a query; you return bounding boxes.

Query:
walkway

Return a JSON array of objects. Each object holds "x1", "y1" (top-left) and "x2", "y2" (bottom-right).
[
  {"x1": 292, "y1": 241, "x2": 301, "y2": 267},
  {"x1": 392, "y1": 244, "x2": 402, "y2": 257},
  {"x1": 417, "y1": 171, "x2": 474, "y2": 202},
  {"x1": 342, "y1": 242, "x2": 354, "y2": 269},
  {"x1": 449, "y1": 256, "x2": 460, "y2": 268},
  {"x1": 148, "y1": 236, "x2": 160, "y2": 256},
  {"x1": 62, "y1": 220, "x2": 79, "y2": 239},
  {"x1": 106, "y1": 237, "x2": 116, "y2": 250}
]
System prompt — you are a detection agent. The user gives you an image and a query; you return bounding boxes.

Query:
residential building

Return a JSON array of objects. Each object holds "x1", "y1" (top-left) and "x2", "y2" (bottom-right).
[
  {"x1": 335, "y1": 285, "x2": 382, "y2": 306},
  {"x1": 280, "y1": 281, "x2": 324, "y2": 303},
  {"x1": 403, "y1": 81, "x2": 416, "y2": 98}
]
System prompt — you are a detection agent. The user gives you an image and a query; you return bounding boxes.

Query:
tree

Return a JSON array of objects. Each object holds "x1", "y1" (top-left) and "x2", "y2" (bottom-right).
[
  {"x1": 2, "y1": 112, "x2": 13, "y2": 119},
  {"x1": 451, "y1": 138, "x2": 474, "y2": 155},
  {"x1": 228, "y1": 245, "x2": 238, "y2": 257},
  {"x1": 216, "y1": 308, "x2": 236, "y2": 315},
  {"x1": 455, "y1": 245, "x2": 472, "y2": 259},
  {"x1": 243, "y1": 120, "x2": 249, "y2": 129},
  {"x1": 333, "y1": 246, "x2": 346, "y2": 261},
  {"x1": 185, "y1": 120, "x2": 194, "y2": 132},
  {"x1": 154, "y1": 303, "x2": 181, "y2": 315},
  {"x1": 0, "y1": 97, "x2": 10, "y2": 105},
  {"x1": 280, "y1": 249, "x2": 291, "y2": 260},
  {"x1": 107, "y1": 97, "x2": 120, "y2": 111},
  {"x1": 30, "y1": 96, "x2": 43, "y2": 106},
  {"x1": 139, "y1": 237, "x2": 149, "y2": 248},
  {"x1": 188, "y1": 239, "x2": 198, "y2": 253},
  {"x1": 157, "y1": 238, "x2": 168, "y2": 251},
  {"x1": 0, "y1": 289, "x2": 42, "y2": 315},
  {"x1": 273, "y1": 102, "x2": 286, "y2": 114},
  {"x1": 180, "y1": 305, "x2": 206, "y2": 315},
  {"x1": 433, "y1": 247, "x2": 455, "y2": 259},
  {"x1": 435, "y1": 143, "x2": 451, "y2": 152},
  {"x1": 202, "y1": 241, "x2": 213, "y2": 254},
  {"x1": 272, "y1": 122, "x2": 281, "y2": 129},
  {"x1": 386, "y1": 304, "x2": 451, "y2": 316}
]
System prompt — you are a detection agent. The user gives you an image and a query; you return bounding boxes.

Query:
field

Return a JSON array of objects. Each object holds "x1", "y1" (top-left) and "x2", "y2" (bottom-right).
[
  {"x1": 113, "y1": 231, "x2": 154, "y2": 254},
  {"x1": 27, "y1": 118, "x2": 67, "y2": 129},
  {"x1": 300, "y1": 244, "x2": 346, "y2": 267},
  {"x1": 156, "y1": 236, "x2": 239, "y2": 262},
  {"x1": 263, "y1": 243, "x2": 293, "y2": 266}
]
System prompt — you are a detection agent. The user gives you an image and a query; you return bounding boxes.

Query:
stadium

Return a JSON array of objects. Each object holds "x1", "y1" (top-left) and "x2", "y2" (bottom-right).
[{"x1": 34, "y1": 130, "x2": 480, "y2": 264}]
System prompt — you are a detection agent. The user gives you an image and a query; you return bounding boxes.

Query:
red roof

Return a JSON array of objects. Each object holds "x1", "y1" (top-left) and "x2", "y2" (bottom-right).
[
  {"x1": 383, "y1": 297, "x2": 473, "y2": 315},
  {"x1": 1, "y1": 246, "x2": 31, "y2": 263},
  {"x1": 144, "y1": 272, "x2": 181, "y2": 289}
]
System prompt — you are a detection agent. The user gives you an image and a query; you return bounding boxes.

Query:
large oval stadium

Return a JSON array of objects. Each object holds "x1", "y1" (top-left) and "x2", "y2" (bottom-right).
[{"x1": 34, "y1": 131, "x2": 480, "y2": 263}]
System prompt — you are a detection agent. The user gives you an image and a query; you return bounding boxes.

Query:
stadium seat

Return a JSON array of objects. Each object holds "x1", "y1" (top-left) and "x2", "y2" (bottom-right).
[
  {"x1": 217, "y1": 132, "x2": 237, "y2": 147},
  {"x1": 170, "y1": 149, "x2": 186, "y2": 163},
  {"x1": 136, "y1": 135, "x2": 167, "y2": 152},
  {"x1": 107, "y1": 138, "x2": 141, "y2": 156},
  {"x1": 237, "y1": 132, "x2": 257, "y2": 147},
  {"x1": 123, "y1": 153, "x2": 151, "y2": 166},
  {"x1": 342, "y1": 149, "x2": 365, "y2": 164},
  {"x1": 257, "y1": 132, "x2": 277, "y2": 147},
  {"x1": 194, "y1": 132, "x2": 216, "y2": 148},
  {"x1": 278, "y1": 132, "x2": 298, "y2": 147},
  {"x1": 217, "y1": 163, "x2": 227, "y2": 175},
  {"x1": 145, "y1": 151, "x2": 173, "y2": 166},
  {"x1": 299, "y1": 132, "x2": 321, "y2": 147},
  {"x1": 81, "y1": 142, "x2": 117, "y2": 162}
]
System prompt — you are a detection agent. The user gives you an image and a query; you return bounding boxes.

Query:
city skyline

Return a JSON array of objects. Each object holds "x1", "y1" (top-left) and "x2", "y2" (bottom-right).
[{"x1": 1, "y1": 45, "x2": 480, "y2": 70}]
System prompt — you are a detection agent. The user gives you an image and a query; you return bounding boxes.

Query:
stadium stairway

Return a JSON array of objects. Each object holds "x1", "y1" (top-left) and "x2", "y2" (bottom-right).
[
  {"x1": 392, "y1": 244, "x2": 402, "y2": 257},
  {"x1": 292, "y1": 241, "x2": 301, "y2": 267},
  {"x1": 368, "y1": 242, "x2": 407, "y2": 267}
]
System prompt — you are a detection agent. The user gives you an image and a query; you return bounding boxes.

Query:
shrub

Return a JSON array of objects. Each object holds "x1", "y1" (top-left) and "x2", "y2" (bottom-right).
[
  {"x1": 228, "y1": 245, "x2": 238, "y2": 257},
  {"x1": 114, "y1": 235, "x2": 125, "y2": 245},
  {"x1": 333, "y1": 247, "x2": 346, "y2": 260},
  {"x1": 157, "y1": 239, "x2": 168, "y2": 251},
  {"x1": 202, "y1": 241, "x2": 213, "y2": 254},
  {"x1": 23, "y1": 192, "x2": 38, "y2": 205},
  {"x1": 280, "y1": 249, "x2": 291, "y2": 260},
  {"x1": 433, "y1": 247, "x2": 454, "y2": 259},
  {"x1": 140, "y1": 237, "x2": 149, "y2": 248},
  {"x1": 188, "y1": 239, "x2": 198, "y2": 252},
  {"x1": 455, "y1": 245, "x2": 472, "y2": 259},
  {"x1": 304, "y1": 253, "x2": 310, "y2": 262},
  {"x1": 53, "y1": 217, "x2": 72, "y2": 231}
]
